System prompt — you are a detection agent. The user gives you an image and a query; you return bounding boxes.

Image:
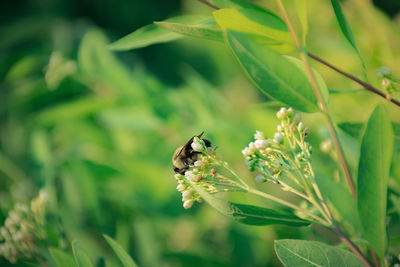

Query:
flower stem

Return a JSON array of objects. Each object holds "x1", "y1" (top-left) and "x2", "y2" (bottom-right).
[
  {"x1": 332, "y1": 224, "x2": 373, "y2": 267},
  {"x1": 276, "y1": 0, "x2": 356, "y2": 199}
]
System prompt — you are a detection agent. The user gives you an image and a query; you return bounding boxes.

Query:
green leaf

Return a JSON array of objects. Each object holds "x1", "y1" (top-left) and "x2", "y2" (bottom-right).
[
  {"x1": 103, "y1": 234, "x2": 138, "y2": 267},
  {"x1": 330, "y1": 0, "x2": 365, "y2": 71},
  {"x1": 49, "y1": 248, "x2": 77, "y2": 267},
  {"x1": 295, "y1": 0, "x2": 308, "y2": 45},
  {"x1": 315, "y1": 174, "x2": 361, "y2": 232},
  {"x1": 72, "y1": 241, "x2": 94, "y2": 267},
  {"x1": 357, "y1": 104, "x2": 394, "y2": 258},
  {"x1": 275, "y1": 239, "x2": 364, "y2": 267},
  {"x1": 108, "y1": 15, "x2": 212, "y2": 51},
  {"x1": 155, "y1": 17, "x2": 223, "y2": 42},
  {"x1": 339, "y1": 121, "x2": 400, "y2": 139},
  {"x1": 192, "y1": 184, "x2": 310, "y2": 226},
  {"x1": 225, "y1": 31, "x2": 323, "y2": 112},
  {"x1": 213, "y1": 8, "x2": 293, "y2": 52},
  {"x1": 209, "y1": 0, "x2": 268, "y2": 12}
]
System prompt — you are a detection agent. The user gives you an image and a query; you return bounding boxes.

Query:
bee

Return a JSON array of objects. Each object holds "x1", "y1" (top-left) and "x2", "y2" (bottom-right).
[{"x1": 172, "y1": 132, "x2": 211, "y2": 174}]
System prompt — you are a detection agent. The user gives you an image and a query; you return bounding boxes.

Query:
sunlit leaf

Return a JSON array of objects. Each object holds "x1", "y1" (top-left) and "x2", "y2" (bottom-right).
[
  {"x1": 214, "y1": 8, "x2": 293, "y2": 52},
  {"x1": 155, "y1": 18, "x2": 223, "y2": 42},
  {"x1": 275, "y1": 239, "x2": 364, "y2": 267},
  {"x1": 357, "y1": 104, "x2": 394, "y2": 258},
  {"x1": 108, "y1": 15, "x2": 212, "y2": 51},
  {"x1": 103, "y1": 234, "x2": 138, "y2": 267},
  {"x1": 225, "y1": 31, "x2": 323, "y2": 112}
]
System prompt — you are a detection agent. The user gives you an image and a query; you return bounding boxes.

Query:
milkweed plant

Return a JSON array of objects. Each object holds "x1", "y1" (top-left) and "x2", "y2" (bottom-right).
[{"x1": 1, "y1": 0, "x2": 399, "y2": 266}]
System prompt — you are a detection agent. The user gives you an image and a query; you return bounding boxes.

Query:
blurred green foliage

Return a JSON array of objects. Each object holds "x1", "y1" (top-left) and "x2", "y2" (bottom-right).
[{"x1": 0, "y1": 0, "x2": 400, "y2": 266}]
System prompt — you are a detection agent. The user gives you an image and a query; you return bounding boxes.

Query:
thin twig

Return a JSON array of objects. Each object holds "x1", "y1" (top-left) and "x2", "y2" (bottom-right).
[
  {"x1": 276, "y1": 0, "x2": 356, "y2": 199},
  {"x1": 369, "y1": 248, "x2": 380, "y2": 267},
  {"x1": 308, "y1": 53, "x2": 400, "y2": 107},
  {"x1": 196, "y1": 0, "x2": 220, "y2": 10},
  {"x1": 333, "y1": 225, "x2": 373, "y2": 267}
]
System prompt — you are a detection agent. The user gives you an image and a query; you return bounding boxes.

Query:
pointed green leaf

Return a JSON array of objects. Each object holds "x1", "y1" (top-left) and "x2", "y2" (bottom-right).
[
  {"x1": 330, "y1": 0, "x2": 365, "y2": 70},
  {"x1": 209, "y1": 0, "x2": 268, "y2": 12},
  {"x1": 108, "y1": 15, "x2": 212, "y2": 51},
  {"x1": 103, "y1": 234, "x2": 138, "y2": 267},
  {"x1": 275, "y1": 239, "x2": 364, "y2": 267},
  {"x1": 357, "y1": 105, "x2": 394, "y2": 258},
  {"x1": 155, "y1": 18, "x2": 223, "y2": 42},
  {"x1": 72, "y1": 241, "x2": 94, "y2": 267},
  {"x1": 225, "y1": 31, "x2": 325, "y2": 112},
  {"x1": 192, "y1": 184, "x2": 310, "y2": 226},
  {"x1": 213, "y1": 8, "x2": 293, "y2": 52},
  {"x1": 49, "y1": 248, "x2": 77, "y2": 267}
]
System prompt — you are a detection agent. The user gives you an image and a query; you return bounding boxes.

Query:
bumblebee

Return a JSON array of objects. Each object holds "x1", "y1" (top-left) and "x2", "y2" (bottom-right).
[{"x1": 172, "y1": 132, "x2": 211, "y2": 174}]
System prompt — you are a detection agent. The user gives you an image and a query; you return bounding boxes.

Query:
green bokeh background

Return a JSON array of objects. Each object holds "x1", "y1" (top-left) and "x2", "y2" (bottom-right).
[{"x1": 1, "y1": 0, "x2": 400, "y2": 266}]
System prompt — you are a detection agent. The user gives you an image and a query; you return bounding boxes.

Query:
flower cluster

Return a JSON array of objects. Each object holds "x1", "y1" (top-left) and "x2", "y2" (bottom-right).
[
  {"x1": 242, "y1": 107, "x2": 313, "y2": 187},
  {"x1": 0, "y1": 190, "x2": 48, "y2": 263},
  {"x1": 175, "y1": 137, "x2": 245, "y2": 209}
]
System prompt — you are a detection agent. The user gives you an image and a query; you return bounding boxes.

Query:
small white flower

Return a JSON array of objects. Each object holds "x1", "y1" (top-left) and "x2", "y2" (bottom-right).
[
  {"x1": 191, "y1": 138, "x2": 203, "y2": 152},
  {"x1": 183, "y1": 199, "x2": 194, "y2": 209},
  {"x1": 194, "y1": 160, "x2": 203, "y2": 168},
  {"x1": 320, "y1": 139, "x2": 333, "y2": 153},
  {"x1": 254, "y1": 139, "x2": 268, "y2": 149},
  {"x1": 273, "y1": 132, "x2": 283, "y2": 143},
  {"x1": 382, "y1": 78, "x2": 391, "y2": 88},
  {"x1": 185, "y1": 171, "x2": 196, "y2": 181},
  {"x1": 277, "y1": 125, "x2": 283, "y2": 132},
  {"x1": 255, "y1": 175, "x2": 266, "y2": 183},
  {"x1": 254, "y1": 130, "x2": 265, "y2": 140},
  {"x1": 277, "y1": 107, "x2": 287, "y2": 119},
  {"x1": 182, "y1": 190, "x2": 192, "y2": 200},
  {"x1": 248, "y1": 142, "x2": 256, "y2": 151},
  {"x1": 176, "y1": 184, "x2": 185, "y2": 192},
  {"x1": 297, "y1": 122, "x2": 304, "y2": 132},
  {"x1": 242, "y1": 147, "x2": 251, "y2": 156}
]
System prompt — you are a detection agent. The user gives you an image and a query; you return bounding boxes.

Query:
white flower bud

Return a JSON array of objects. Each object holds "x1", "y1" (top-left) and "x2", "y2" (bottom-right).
[
  {"x1": 241, "y1": 147, "x2": 251, "y2": 156},
  {"x1": 182, "y1": 190, "x2": 192, "y2": 200},
  {"x1": 320, "y1": 139, "x2": 333, "y2": 153},
  {"x1": 254, "y1": 130, "x2": 265, "y2": 140},
  {"x1": 183, "y1": 199, "x2": 194, "y2": 209},
  {"x1": 297, "y1": 122, "x2": 304, "y2": 132},
  {"x1": 248, "y1": 142, "x2": 256, "y2": 153},
  {"x1": 273, "y1": 132, "x2": 283, "y2": 143},
  {"x1": 191, "y1": 138, "x2": 203, "y2": 152},
  {"x1": 185, "y1": 171, "x2": 196, "y2": 181},
  {"x1": 255, "y1": 175, "x2": 266, "y2": 183},
  {"x1": 287, "y1": 107, "x2": 293, "y2": 116},
  {"x1": 277, "y1": 107, "x2": 287, "y2": 119},
  {"x1": 176, "y1": 184, "x2": 185, "y2": 192},
  {"x1": 255, "y1": 139, "x2": 269, "y2": 149},
  {"x1": 382, "y1": 78, "x2": 390, "y2": 88},
  {"x1": 194, "y1": 160, "x2": 204, "y2": 168},
  {"x1": 277, "y1": 125, "x2": 283, "y2": 132}
]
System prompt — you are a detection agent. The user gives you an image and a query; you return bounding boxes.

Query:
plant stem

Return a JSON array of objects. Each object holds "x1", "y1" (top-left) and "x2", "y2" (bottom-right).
[
  {"x1": 333, "y1": 225, "x2": 373, "y2": 267},
  {"x1": 308, "y1": 52, "x2": 400, "y2": 107},
  {"x1": 196, "y1": 0, "x2": 219, "y2": 10},
  {"x1": 247, "y1": 187, "x2": 329, "y2": 225},
  {"x1": 276, "y1": 0, "x2": 356, "y2": 199}
]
